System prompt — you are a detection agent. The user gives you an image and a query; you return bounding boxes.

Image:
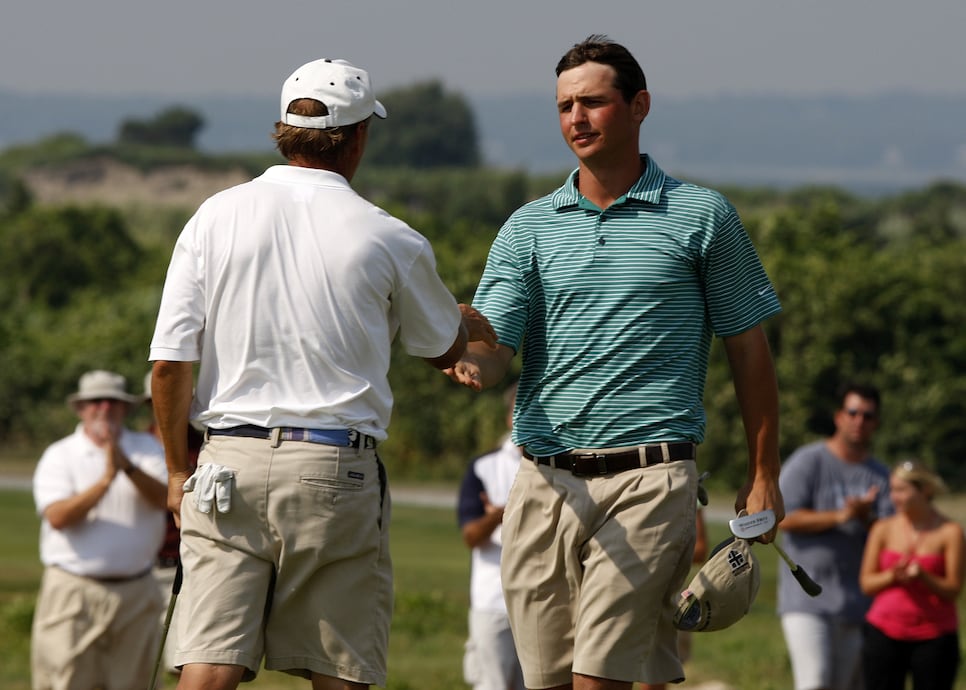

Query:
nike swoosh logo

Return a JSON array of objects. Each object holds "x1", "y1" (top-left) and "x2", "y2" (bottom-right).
[{"x1": 757, "y1": 286, "x2": 772, "y2": 296}]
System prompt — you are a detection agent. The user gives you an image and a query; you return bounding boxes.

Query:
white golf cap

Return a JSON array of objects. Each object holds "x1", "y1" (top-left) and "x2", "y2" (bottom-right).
[
  {"x1": 280, "y1": 58, "x2": 388, "y2": 129},
  {"x1": 672, "y1": 537, "x2": 760, "y2": 632}
]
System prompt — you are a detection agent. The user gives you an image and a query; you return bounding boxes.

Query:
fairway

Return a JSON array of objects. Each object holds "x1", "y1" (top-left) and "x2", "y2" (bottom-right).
[{"x1": 2, "y1": 489, "x2": 965, "y2": 689}]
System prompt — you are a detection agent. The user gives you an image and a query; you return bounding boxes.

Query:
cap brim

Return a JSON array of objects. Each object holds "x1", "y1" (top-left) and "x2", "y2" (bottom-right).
[{"x1": 67, "y1": 393, "x2": 139, "y2": 406}]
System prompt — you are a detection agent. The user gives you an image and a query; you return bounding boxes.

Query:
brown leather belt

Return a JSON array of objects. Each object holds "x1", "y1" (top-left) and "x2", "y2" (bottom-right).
[{"x1": 523, "y1": 442, "x2": 696, "y2": 477}]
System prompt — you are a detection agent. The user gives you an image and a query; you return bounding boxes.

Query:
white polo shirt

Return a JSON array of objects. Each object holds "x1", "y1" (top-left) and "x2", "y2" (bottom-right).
[
  {"x1": 457, "y1": 437, "x2": 522, "y2": 613},
  {"x1": 149, "y1": 165, "x2": 461, "y2": 439},
  {"x1": 33, "y1": 426, "x2": 167, "y2": 578}
]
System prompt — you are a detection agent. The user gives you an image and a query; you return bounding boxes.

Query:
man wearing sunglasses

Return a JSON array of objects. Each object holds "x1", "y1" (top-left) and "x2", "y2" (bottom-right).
[{"x1": 777, "y1": 382, "x2": 894, "y2": 690}]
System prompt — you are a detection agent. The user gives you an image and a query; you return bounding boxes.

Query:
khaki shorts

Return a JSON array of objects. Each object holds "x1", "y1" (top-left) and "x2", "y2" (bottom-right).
[
  {"x1": 501, "y1": 457, "x2": 697, "y2": 688},
  {"x1": 31, "y1": 566, "x2": 163, "y2": 690},
  {"x1": 176, "y1": 435, "x2": 392, "y2": 685}
]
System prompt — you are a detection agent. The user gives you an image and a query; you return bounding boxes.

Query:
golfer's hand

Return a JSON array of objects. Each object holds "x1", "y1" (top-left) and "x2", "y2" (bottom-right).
[
  {"x1": 444, "y1": 356, "x2": 484, "y2": 391},
  {"x1": 735, "y1": 477, "x2": 785, "y2": 544},
  {"x1": 167, "y1": 471, "x2": 191, "y2": 527},
  {"x1": 459, "y1": 304, "x2": 497, "y2": 347},
  {"x1": 841, "y1": 485, "x2": 879, "y2": 524}
]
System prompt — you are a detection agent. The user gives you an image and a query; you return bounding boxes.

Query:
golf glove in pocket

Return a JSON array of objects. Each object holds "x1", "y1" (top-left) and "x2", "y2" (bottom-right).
[{"x1": 183, "y1": 463, "x2": 235, "y2": 514}]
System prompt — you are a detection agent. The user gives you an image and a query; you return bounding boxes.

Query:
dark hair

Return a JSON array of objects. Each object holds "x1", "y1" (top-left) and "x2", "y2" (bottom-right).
[
  {"x1": 555, "y1": 34, "x2": 647, "y2": 103},
  {"x1": 836, "y1": 381, "x2": 882, "y2": 412},
  {"x1": 272, "y1": 98, "x2": 364, "y2": 166}
]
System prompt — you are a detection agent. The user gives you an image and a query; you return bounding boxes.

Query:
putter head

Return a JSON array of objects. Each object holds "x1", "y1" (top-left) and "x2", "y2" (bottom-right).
[{"x1": 729, "y1": 509, "x2": 776, "y2": 540}]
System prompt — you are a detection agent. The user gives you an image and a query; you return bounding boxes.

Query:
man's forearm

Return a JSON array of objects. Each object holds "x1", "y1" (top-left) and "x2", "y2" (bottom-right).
[
  {"x1": 725, "y1": 327, "x2": 781, "y2": 481},
  {"x1": 461, "y1": 509, "x2": 504, "y2": 548},
  {"x1": 467, "y1": 342, "x2": 515, "y2": 390},
  {"x1": 724, "y1": 325, "x2": 785, "y2": 528},
  {"x1": 781, "y1": 508, "x2": 859, "y2": 533},
  {"x1": 118, "y1": 451, "x2": 168, "y2": 509},
  {"x1": 44, "y1": 477, "x2": 113, "y2": 529},
  {"x1": 151, "y1": 360, "x2": 195, "y2": 474}
]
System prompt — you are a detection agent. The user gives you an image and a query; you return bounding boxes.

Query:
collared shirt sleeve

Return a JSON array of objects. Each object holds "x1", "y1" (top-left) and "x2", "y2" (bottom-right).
[
  {"x1": 33, "y1": 442, "x2": 76, "y2": 515},
  {"x1": 394, "y1": 242, "x2": 462, "y2": 358},
  {"x1": 472, "y1": 221, "x2": 529, "y2": 352},
  {"x1": 702, "y1": 202, "x2": 782, "y2": 337},
  {"x1": 457, "y1": 460, "x2": 487, "y2": 527},
  {"x1": 150, "y1": 210, "x2": 206, "y2": 362}
]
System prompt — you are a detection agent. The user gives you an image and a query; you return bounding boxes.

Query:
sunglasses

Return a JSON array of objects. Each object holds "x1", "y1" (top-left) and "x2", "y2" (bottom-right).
[{"x1": 844, "y1": 408, "x2": 877, "y2": 421}]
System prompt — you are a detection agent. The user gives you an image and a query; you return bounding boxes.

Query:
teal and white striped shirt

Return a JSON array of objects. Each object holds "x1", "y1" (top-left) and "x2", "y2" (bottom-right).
[{"x1": 474, "y1": 156, "x2": 781, "y2": 455}]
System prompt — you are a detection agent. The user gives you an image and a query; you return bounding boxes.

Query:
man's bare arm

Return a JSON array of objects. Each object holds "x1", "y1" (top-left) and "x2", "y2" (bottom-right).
[
  {"x1": 724, "y1": 324, "x2": 785, "y2": 542},
  {"x1": 461, "y1": 493, "x2": 505, "y2": 548},
  {"x1": 115, "y1": 443, "x2": 168, "y2": 510},
  {"x1": 424, "y1": 304, "x2": 498, "y2": 370},
  {"x1": 44, "y1": 473, "x2": 115, "y2": 529},
  {"x1": 151, "y1": 360, "x2": 195, "y2": 522},
  {"x1": 781, "y1": 485, "x2": 880, "y2": 533},
  {"x1": 445, "y1": 342, "x2": 515, "y2": 392}
]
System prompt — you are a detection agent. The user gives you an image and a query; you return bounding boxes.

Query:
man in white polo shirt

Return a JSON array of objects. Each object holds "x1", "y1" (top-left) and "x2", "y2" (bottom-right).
[
  {"x1": 458, "y1": 382, "x2": 525, "y2": 690},
  {"x1": 149, "y1": 57, "x2": 495, "y2": 690},
  {"x1": 31, "y1": 369, "x2": 168, "y2": 690}
]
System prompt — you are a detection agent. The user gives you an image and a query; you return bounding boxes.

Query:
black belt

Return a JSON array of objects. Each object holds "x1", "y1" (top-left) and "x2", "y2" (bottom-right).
[
  {"x1": 207, "y1": 424, "x2": 377, "y2": 449},
  {"x1": 523, "y1": 442, "x2": 696, "y2": 477},
  {"x1": 56, "y1": 566, "x2": 152, "y2": 584}
]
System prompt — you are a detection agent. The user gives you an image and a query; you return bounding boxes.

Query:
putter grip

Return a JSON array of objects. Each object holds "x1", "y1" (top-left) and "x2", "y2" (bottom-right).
[
  {"x1": 791, "y1": 564, "x2": 822, "y2": 597},
  {"x1": 173, "y1": 561, "x2": 184, "y2": 594},
  {"x1": 773, "y1": 542, "x2": 823, "y2": 597}
]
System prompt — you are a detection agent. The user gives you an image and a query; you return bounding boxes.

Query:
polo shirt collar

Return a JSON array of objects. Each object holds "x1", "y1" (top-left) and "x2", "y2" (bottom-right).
[
  {"x1": 551, "y1": 155, "x2": 666, "y2": 210},
  {"x1": 259, "y1": 164, "x2": 352, "y2": 188}
]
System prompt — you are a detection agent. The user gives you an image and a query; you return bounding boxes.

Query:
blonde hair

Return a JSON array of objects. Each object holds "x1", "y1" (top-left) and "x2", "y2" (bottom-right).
[{"x1": 893, "y1": 459, "x2": 947, "y2": 499}]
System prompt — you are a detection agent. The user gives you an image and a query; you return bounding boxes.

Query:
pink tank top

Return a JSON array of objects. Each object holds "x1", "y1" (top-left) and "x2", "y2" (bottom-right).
[{"x1": 865, "y1": 550, "x2": 958, "y2": 640}]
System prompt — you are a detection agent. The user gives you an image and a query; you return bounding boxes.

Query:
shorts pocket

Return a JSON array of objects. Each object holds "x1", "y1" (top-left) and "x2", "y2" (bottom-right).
[
  {"x1": 298, "y1": 456, "x2": 371, "y2": 514},
  {"x1": 299, "y1": 470, "x2": 366, "y2": 492}
]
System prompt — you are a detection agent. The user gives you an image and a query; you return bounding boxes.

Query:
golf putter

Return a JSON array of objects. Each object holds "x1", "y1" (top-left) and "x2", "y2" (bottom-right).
[
  {"x1": 729, "y1": 509, "x2": 822, "y2": 597},
  {"x1": 148, "y1": 562, "x2": 183, "y2": 690}
]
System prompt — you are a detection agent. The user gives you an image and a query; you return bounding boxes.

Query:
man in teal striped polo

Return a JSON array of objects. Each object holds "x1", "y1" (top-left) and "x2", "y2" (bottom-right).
[{"x1": 447, "y1": 35, "x2": 785, "y2": 690}]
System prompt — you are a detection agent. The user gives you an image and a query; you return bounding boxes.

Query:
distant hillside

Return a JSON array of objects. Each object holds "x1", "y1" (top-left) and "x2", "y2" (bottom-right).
[
  {"x1": 474, "y1": 91, "x2": 966, "y2": 195},
  {"x1": 2, "y1": 88, "x2": 965, "y2": 195}
]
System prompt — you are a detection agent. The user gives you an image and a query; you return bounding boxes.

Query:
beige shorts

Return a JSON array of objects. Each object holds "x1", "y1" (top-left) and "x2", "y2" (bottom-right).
[
  {"x1": 31, "y1": 566, "x2": 163, "y2": 690},
  {"x1": 176, "y1": 435, "x2": 392, "y2": 685},
  {"x1": 501, "y1": 457, "x2": 697, "y2": 688}
]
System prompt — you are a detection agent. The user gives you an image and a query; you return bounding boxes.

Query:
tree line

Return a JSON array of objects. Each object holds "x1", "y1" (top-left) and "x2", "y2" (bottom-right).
[{"x1": 1, "y1": 89, "x2": 965, "y2": 489}]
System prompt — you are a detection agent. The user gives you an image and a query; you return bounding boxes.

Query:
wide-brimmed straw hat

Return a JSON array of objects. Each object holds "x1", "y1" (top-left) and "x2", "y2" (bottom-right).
[{"x1": 66, "y1": 370, "x2": 140, "y2": 407}]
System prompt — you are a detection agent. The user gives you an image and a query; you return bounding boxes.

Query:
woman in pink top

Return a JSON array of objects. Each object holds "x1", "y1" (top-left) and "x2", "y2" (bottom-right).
[{"x1": 859, "y1": 460, "x2": 964, "y2": 690}]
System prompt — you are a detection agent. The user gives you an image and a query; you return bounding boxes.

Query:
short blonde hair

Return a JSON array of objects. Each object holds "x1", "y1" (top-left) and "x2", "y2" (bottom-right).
[{"x1": 893, "y1": 459, "x2": 947, "y2": 499}]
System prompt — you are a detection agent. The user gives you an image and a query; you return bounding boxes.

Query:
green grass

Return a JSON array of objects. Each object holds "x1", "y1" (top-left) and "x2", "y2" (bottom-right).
[
  {"x1": 2, "y1": 490, "x2": 965, "y2": 689},
  {"x1": 0, "y1": 490, "x2": 42, "y2": 690}
]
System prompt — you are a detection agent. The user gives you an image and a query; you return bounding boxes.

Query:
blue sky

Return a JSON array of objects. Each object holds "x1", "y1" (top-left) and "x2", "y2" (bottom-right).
[{"x1": 2, "y1": 0, "x2": 964, "y2": 101}]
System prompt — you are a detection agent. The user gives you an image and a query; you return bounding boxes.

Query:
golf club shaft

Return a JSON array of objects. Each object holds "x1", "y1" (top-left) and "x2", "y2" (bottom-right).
[
  {"x1": 771, "y1": 541, "x2": 822, "y2": 597},
  {"x1": 148, "y1": 562, "x2": 183, "y2": 690}
]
